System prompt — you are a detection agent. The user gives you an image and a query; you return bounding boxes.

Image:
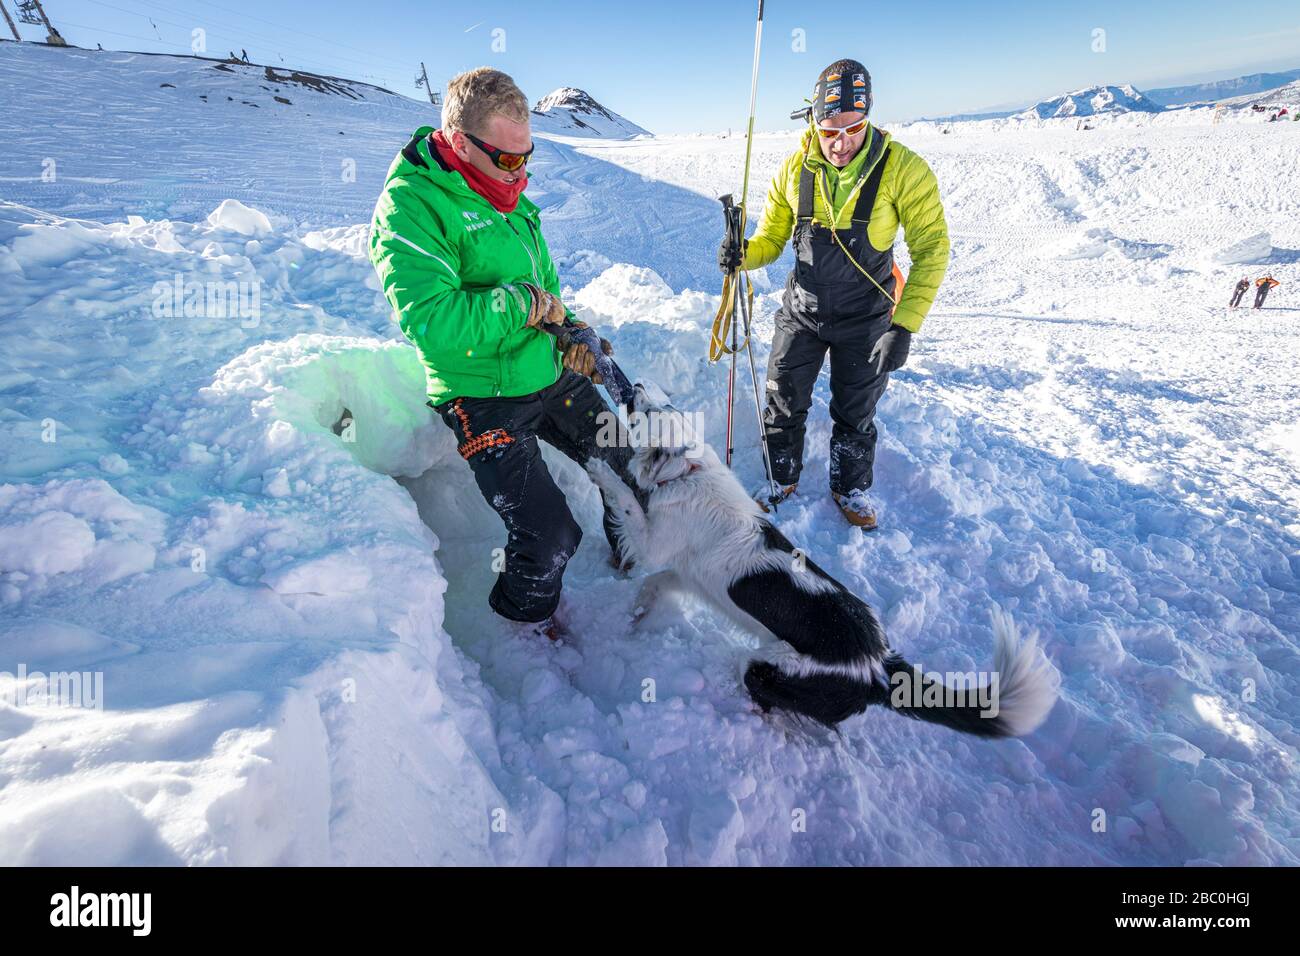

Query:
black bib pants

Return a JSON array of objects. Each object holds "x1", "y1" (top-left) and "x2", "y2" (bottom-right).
[{"x1": 764, "y1": 130, "x2": 900, "y2": 497}]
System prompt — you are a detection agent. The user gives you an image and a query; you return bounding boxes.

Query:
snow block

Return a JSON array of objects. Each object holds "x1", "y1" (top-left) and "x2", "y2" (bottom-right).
[
  {"x1": 206, "y1": 199, "x2": 273, "y2": 237},
  {"x1": 1210, "y1": 231, "x2": 1272, "y2": 265}
]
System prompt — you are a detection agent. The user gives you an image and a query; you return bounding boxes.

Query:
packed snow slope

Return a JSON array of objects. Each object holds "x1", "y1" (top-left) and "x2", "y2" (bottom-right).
[
  {"x1": 1, "y1": 40, "x2": 1298, "y2": 866},
  {"x1": 0, "y1": 43, "x2": 650, "y2": 227}
]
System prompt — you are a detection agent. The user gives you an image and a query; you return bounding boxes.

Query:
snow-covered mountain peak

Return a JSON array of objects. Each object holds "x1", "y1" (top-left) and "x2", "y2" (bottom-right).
[
  {"x1": 1018, "y1": 83, "x2": 1164, "y2": 119},
  {"x1": 531, "y1": 87, "x2": 650, "y2": 138}
]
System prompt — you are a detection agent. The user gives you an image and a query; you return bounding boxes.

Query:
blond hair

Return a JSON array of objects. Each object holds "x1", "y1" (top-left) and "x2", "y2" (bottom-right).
[{"x1": 443, "y1": 67, "x2": 530, "y2": 136}]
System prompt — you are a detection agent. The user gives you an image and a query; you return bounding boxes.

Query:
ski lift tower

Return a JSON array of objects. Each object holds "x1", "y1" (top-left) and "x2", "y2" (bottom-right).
[
  {"x1": 15, "y1": 0, "x2": 66, "y2": 45},
  {"x1": 416, "y1": 62, "x2": 441, "y2": 108},
  {"x1": 2, "y1": 2, "x2": 22, "y2": 42}
]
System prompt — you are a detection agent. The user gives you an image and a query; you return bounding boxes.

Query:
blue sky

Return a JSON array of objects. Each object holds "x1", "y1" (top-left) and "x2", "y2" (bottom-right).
[{"x1": 29, "y1": 0, "x2": 1300, "y2": 131}]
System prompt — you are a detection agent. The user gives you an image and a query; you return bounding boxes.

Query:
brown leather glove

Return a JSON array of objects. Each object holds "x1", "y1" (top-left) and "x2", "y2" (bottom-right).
[
  {"x1": 559, "y1": 321, "x2": 612, "y2": 384},
  {"x1": 521, "y1": 283, "x2": 566, "y2": 330}
]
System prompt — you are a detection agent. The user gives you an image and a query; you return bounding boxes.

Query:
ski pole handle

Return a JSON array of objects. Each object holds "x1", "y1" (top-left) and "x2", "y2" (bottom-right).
[
  {"x1": 543, "y1": 322, "x2": 635, "y2": 407},
  {"x1": 718, "y1": 194, "x2": 744, "y2": 271}
]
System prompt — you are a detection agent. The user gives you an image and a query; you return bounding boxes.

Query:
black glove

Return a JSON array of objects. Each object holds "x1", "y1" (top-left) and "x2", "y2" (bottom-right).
[
  {"x1": 718, "y1": 234, "x2": 746, "y2": 274},
  {"x1": 869, "y1": 325, "x2": 911, "y2": 375}
]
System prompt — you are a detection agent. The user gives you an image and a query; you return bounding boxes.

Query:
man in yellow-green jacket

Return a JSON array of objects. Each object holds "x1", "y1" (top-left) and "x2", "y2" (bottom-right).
[{"x1": 719, "y1": 58, "x2": 950, "y2": 530}]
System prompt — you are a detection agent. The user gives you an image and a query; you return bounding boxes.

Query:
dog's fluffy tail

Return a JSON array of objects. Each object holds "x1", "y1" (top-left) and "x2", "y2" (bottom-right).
[{"x1": 884, "y1": 609, "x2": 1060, "y2": 738}]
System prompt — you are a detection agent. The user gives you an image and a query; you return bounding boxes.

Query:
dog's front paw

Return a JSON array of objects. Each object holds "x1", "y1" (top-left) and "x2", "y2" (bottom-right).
[{"x1": 585, "y1": 457, "x2": 620, "y2": 490}]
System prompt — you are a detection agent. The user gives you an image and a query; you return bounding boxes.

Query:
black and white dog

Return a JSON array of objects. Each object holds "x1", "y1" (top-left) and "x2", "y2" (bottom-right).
[{"x1": 586, "y1": 385, "x2": 1059, "y2": 736}]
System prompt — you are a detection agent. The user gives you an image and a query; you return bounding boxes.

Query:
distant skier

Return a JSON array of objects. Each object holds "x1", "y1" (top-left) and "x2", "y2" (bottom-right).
[
  {"x1": 718, "y1": 58, "x2": 950, "y2": 530},
  {"x1": 369, "y1": 67, "x2": 641, "y2": 639},
  {"x1": 1253, "y1": 276, "x2": 1279, "y2": 309},
  {"x1": 1229, "y1": 277, "x2": 1250, "y2": 308}
]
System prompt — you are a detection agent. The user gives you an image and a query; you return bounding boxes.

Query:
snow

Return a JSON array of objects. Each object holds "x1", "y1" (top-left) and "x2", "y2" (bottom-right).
[{"x1": 1, "y1": 40, "x2": 1298, "y2": 866}]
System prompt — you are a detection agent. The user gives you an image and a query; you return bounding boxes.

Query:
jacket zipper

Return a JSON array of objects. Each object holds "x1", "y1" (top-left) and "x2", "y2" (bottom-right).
[{"x1": 504, "y1": 215, "x2": 543, "y2": 284}]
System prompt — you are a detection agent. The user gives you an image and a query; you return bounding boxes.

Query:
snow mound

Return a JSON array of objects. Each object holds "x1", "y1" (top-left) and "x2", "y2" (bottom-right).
[
  {"x1": 574, "y1": 263, "x2": 675, "y2": 314},
  {"x1": 1044, "y1": 227, "x2": 1169, "y2": 261},
  {"x1": 0, "y1": 201, "x2": 562, "y2": 865},
  {"x1": 554, "y1": 248, "x2": 614, "y2": 281},
  {"x1": 0, "y1": 480, "x2": 163, "y2": 591},
  {"x1": 206, "y1": 199, "x2": 273, "y2": 237},
  {"x1": 0, "y1": 332, "x2": 564, "y2": 865},
  {"x1": 1211, "y1": 232, "x2": 1273, "y2": 265}
]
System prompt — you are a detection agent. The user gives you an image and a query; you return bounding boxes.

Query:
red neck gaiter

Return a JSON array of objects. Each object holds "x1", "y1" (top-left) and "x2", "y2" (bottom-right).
[{"x1": 431, "y1": 130, "x2": 528, "y2": 214}]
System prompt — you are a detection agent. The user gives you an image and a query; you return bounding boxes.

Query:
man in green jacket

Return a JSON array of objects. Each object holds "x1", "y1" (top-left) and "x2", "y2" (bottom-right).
[
  {"x1": 720, "y1": 59, "x2": 950, "y2": 530},
  {"x1": 370, "y1": 67, "x2": 635, "y2": 637}
]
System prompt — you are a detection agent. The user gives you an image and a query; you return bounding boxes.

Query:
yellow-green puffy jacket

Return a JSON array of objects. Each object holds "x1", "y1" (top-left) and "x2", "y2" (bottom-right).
[{"x1": 742, "y1": 127, "x2": 950, "y2": 333}]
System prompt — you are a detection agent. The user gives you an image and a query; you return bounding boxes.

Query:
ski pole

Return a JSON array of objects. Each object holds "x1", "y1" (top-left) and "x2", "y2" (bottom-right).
[
  {"x1": 727, "y1": 1, "x2": 778, "y2": 502},
  {"x1": 737, "y1": 0, "x2": 765, "y2": 235},
  {"x1": 728, "y1": 274, "x2": 738, "y2": 465},
  {"x1": 737, "y1": 269, "x2": 777, "y2": 501}
]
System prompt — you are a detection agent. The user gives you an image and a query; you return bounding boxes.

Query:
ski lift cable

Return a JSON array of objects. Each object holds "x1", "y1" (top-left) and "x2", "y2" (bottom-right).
[{"x1": 45, "y1": 17, "x2": 166, "y2": 45}]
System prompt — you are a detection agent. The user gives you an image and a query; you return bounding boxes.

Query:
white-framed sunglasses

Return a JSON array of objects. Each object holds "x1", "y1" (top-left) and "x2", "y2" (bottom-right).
[{"x1": 816, "y1": 117, "x2": 869, "y2": 139}]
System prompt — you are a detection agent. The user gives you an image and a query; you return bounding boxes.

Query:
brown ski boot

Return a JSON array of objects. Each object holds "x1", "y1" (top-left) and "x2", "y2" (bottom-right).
[{"x1": 831, "y1": 490, "x2": 878, "y2": 531}]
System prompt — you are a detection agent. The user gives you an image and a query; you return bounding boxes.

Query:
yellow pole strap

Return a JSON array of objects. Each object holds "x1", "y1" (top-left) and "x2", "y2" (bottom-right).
[{"x1": 709, "y1": 268, "x2": 754, "y2": 362}]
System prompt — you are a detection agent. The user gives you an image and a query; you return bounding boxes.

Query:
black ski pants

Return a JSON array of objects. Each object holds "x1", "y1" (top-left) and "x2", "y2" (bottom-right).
[
  {"x1": 435, "y1": 371, "x2": 641, "y2": 623},
  {"x1": 763, "y1": 309, "x2": 893, "y2": 496}
]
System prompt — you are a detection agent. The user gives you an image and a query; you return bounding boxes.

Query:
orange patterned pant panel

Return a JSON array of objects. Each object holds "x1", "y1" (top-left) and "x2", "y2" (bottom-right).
[{"x1": 451, "y1": 398, "x2": 515, "y2": 460}]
